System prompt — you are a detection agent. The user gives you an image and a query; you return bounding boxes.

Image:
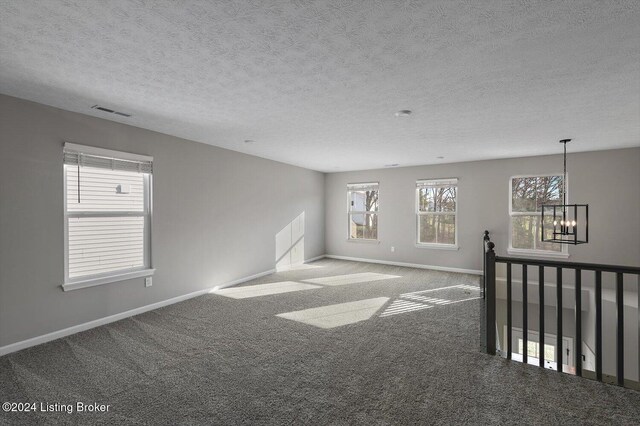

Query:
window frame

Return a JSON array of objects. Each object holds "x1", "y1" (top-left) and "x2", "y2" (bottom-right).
[
  {"x1": 508, "y1": 173, "x2": 569, "y2": 258},
  {"x1": 505, "y1": 326, "x2": 574, "y2": 371},
  {"x1": 62, "y1": 144, "x2": 154, "y2": 291},
  {"x1": 415, "y1": 178, "x2": 459, "y2": 250},
  {"x1": 346, "y1": 182, "x2": 379, "y2": 242}
]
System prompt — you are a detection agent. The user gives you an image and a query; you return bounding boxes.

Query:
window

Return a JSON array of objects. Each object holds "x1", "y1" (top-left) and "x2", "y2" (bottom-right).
[
  {"x1": 347, "y1": 182, "x2": 378, "y2": 240},
  {"x1": 63, "y1": 143, "x2": 153, "y2": 290},
  {"x1": 416, "y1": 178, "x2": 457, "y2": 247},
  {"x1": 510, "y1": 175, "x2": 566, "y2": 254},
  {"x1": 506, "y1": 327, "x2": 573, "y2": 372}
]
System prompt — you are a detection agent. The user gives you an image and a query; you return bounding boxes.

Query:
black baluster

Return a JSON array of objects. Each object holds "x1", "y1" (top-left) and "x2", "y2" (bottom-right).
[
  {"x1": 507, "y1": 262, "x2": 512, "y2": 360},
  {"x1": 616, "y1": 272, "x2": 624, "y2": 387},
  {"x1": 556, "y1": 268, "x2": 563, "y2": 373},
  {"x1": 485, "y1": 242, "x2": 496, "y2": 355},
  {"x1": 539, "y1": 266, "x2": 545, "y2": 368},
  {"x1": 483, "y1": 230, "x2": 490, "y2": 299},
  {"x1": 595, "y1": 271, "x2": 602, "y2": 382},
  {"x1": 523, "y1": 265, "x2": 528, "y2": 365},
  {"x1": 575, "y1": 269, "x2": 582, "y2": 377}
]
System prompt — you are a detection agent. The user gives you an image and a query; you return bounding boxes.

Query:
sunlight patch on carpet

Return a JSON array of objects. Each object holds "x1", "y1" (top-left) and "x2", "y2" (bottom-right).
[
  {"x1": 276, "y1": 297, "x2": 389, "y2": 328},
  {"x1": 379, "y1": 299, "x2": 433, "y2": 317},
  {"x1": 214, "y1": 281, "x2": 321, "y2": 299},
  {"x1": 302, "y1": 272, "x2": 400, "y2": 286}
]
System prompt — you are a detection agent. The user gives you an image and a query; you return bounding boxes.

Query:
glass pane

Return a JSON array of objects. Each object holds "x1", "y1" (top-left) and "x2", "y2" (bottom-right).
[
  {"x1": 419, "y1": 214, "x2": 437, "y2": 243},
  {"x1": 437, "y1": 214, "x2": 455, "y2": 244},
  {"x1": 517, "y1": 339, "x2": 539, "y2": 358},
  {"x1": 539, "y1": 214, "x2": 561, "y2": 251},
  {"x1": 512, "y1": 177, "x2": 537, "y2": 212},
  {"x1": 349, "y1": 213, "x2": 377, "y2": 240},
  {"x1": 512, "y1": 215, "x2": 536, "y2": 249},
  {"x1": 418, "y1": 188, "x2": 435, "y2": 212},
  {"x1": 512, "y1": 215, "x2": 562, "y2": 252},
  {"x1": 349, "y1": 189, "x2": 378, "y2": 212},
  {"x1": 364, "y1": 213, "x2": 378, "y2": 240},
  {"x1": 517, "y1": 339, "x2": 556, "y2": 362},
  {"x1": 439, "y1": 187, "x2": 456, "y2": 212},
  {"x1": 349, "y1": 213, "x2": 364, "y2": 239},
  {"x1": 544, "y1": 344, "x2": 555, "y2": 362},
  {"x1": 537, "y1": 176, "x2": 563, "y2": 211},
  {"x1": 67, "y1": 166, "x2": 145, "y2": 213},
  {"x1": 419, "y1": 214, "x2": 455, "y2": 244},
  {"x1": 418, "y1": 187, "x2": 456, "y2": 212}
]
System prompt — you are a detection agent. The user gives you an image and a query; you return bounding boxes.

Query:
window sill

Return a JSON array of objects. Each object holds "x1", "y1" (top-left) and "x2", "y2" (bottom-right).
[
  {"x1": 62, "y1": 269, "x2": 155, "y2": 292},
  {"x1": 507, "y1": 249, "x2": 569, "y2": 259},
  {"x1": 415, "y1": 243, "x2": 459, "y2": 251},
  {"x1": 346, "y1": 239, "x2": 380, "y2": 244}
]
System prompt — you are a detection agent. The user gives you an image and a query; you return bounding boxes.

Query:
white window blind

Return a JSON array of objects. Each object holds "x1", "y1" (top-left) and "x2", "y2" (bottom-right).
[
  {"x1": 63, "y1": 142, "x2": 153, "y2": 174},
  {"x1": 416, "y1": 178, "x2": 458, "y2": 187},
  {"x1": 64, "y1": 143, "x2": 153, "y2": 283}
]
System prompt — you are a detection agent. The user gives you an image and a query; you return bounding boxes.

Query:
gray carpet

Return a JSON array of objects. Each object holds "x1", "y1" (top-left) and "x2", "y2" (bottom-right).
[{"x1": 1, "y1": 259, "x2": 639, "y2": 425}]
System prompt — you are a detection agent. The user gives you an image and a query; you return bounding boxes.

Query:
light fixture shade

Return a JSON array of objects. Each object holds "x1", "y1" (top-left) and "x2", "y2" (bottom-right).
[{"x1": 541, "y1": 204, "x2": 588, "y2": 244}]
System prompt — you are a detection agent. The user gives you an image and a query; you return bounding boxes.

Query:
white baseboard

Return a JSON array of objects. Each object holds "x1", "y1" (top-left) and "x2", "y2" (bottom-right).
[
  {"x1": 217, "y1": 268, "x2": 275, "y2": 289},
  {"x1": 305, "y1": 254, "x2": 326, "y2": 263},
  {"x1": 0, "y1": 268, "x2": 275, "y2": 357},
  {"x1": 324, "y1": 254, "x2": 482, "y2": 275}
]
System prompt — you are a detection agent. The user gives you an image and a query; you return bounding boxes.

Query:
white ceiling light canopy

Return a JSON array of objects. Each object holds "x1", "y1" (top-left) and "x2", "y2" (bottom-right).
[{"x1": 394, "y1": 110, "x2": 412, "y2": 117}]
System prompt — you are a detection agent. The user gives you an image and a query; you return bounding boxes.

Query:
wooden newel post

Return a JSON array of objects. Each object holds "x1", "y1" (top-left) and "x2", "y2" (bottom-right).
[{"x1": 485, "y1": 241, "x2": 496, "y2": 355}]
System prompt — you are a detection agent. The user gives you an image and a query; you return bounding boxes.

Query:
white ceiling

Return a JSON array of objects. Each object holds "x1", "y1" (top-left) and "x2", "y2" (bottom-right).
[{"x1": 1, "y1": 1, "x2": 639, "y2": 172}]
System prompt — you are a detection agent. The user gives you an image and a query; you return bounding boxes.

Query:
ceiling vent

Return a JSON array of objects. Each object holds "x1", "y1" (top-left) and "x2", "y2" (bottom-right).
[{"x1": 91, "y1": 105, "x2": 132, "y2": 117}]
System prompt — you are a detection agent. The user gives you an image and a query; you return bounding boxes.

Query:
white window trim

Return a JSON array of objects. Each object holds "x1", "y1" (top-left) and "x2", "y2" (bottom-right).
[
  {"x1": 415, "y1": 178, "x2": 458, "y2": 249},
  {"x1": 62, "y1": 268, "x2": 156, "y2": 292},
  {"x1": 64, "y1": 142, "x2": 153, "y2": 163},
  {"x1": 346, "y1": 239, "x2": 381, "y2": 244},
  {"x1": 347, "y1": 182, "x2": 379, "y2": 242},
  {"x1": 62, "y1": 143, "x2": 154, "y2": 290},
  {"x1": 508, "y1": 173, "x2": 569, "y2": 258}
]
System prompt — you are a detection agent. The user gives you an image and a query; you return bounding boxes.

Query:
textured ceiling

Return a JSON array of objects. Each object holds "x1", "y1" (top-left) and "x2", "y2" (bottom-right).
[{"x1": 1, "y1": 1, "x2": 639, "y2": 172}]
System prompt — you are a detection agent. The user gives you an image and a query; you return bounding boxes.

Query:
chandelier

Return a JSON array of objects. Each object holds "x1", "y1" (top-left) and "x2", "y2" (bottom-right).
[{"x1": 541, "y1": 139, "x2": 589, "y2": 245}]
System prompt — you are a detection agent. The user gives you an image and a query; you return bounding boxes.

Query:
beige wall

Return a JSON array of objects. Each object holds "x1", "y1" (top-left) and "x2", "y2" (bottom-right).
[{"x1": 0, "y1": 95, "x2": 325, "y2": 348}]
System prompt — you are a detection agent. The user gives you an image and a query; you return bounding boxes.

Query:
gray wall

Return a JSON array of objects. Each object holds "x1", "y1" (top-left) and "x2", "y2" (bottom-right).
[
  {"x1": 0, "y1": 95, "x2": 325, "y2": 348},
  {"x1": 325, "y1": 148, "x2": 640, "y2": 270},
  {"x1": 326, "y1": 147, "x2": 640, "y2": 380}
]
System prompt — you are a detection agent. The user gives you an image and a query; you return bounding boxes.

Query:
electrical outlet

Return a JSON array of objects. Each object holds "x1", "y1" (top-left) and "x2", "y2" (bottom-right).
[
  {"x1": 391, "y1": 246, "x2": 395, "y2": 252},
  {"x1": 145, "y1": 277, "x2": 152, "y2": 287}
]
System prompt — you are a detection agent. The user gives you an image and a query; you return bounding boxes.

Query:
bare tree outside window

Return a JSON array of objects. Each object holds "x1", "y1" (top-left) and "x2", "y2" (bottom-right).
[
  {"x1": 511, "y1": 175, "x2": 564, "y2": 252},
  {"x1": 416, "y1": 179, "x2": 457, "y2": 246},
  {"x1": 348, "y1": 183, "x2": 379, "y2": 240}
]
